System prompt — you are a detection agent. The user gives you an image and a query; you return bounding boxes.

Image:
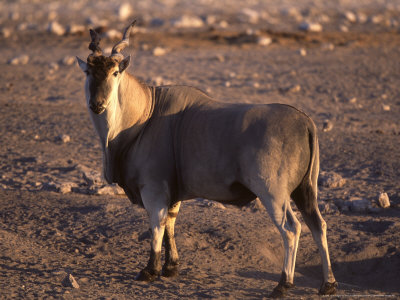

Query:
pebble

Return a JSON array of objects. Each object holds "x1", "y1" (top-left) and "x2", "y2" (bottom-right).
[
  {"x1": 224, "y1": 81, "x2": 231, "y2": 88},
  {"x1": 214, "y1": 54, "x2": 225, "y2": 62},
  {"x1": 47, "y1": 21, "x2": 65, "y2": 36},
  {"x1": 348, "y1": 97, "x2": 357, "y2": 103},
  {"x1": 172, "y1": 15, "x2": 204, "y2": 28},
  {"x1": 298, "y1": 48, "x2": 307, "y2": 56},
  {"x1": 299, "y1": 22, "x2": 323, "y2": 32},
  {"x1": 152, "y1": 47, "x2": 167, "y2": 57},
  {"x1": 340, "y1": 25, "x2": 349, "y2": 32},
  {"x1": 8, "y1": 55, "x2": 29, "y2": 65},
  {"x1": 357, "y1": 12, "x2": 368, "y2": 24},
  {"x1": 378, "y1": 192, "x2": 390, "y2": 208},
  {"x1": 371, "y1": 15, "x2": 384, "y2": 24},
  {"x1": 117, "y1": 3, "x2": 133, "y2": 21},
  {"x1": 347, "y1": 197, "x2": 370, "y2": 213},
  {"x1": 321, "y1": 43, "x2": 335, "y2": 51},
  {"x1": 319, "y1": 171, "x2": 346, "y2": 188},
  {"x1": 239, "y1": 8, "x2": 260, "y2": 24},
  {"x1": 382, "y1": 104, "x2": 390, "y2": 111},
  {"x1": 95, "y1": 184, "x2": 125, "y2": 195},
  {"x1": 67, "y1": 24, "x2": 85, "y2": 35},
  {"x1": 257, "y1": 36, "x2": 272, "y2": 46},
  {"x1": 322, "y1": 119, "x2": 333, "y2": 132},
  {"x1": 103, "y1": 29, "x2": 122, "y2": 40},
  {"x1": 0, "y1": 28, "x2": 11, "y2": 38},
  {"x1": 62, "y1": 274, "x2": 80, "y2": 289},
  {"x1": 49, "y1": 62, "x2": 59, "y2": 73},
  {"x1": 344, "y1": 11, "x2": 357, "y2": 23},
  {"x1": 77, "y1": 164, "x2": 103, "y2": 186},
  {"x1": 61, "y1": 56, "x2": 76, "y2": 66},
  {"x1": 57, "y1": 134, "x2": 70, "y2": 143}
]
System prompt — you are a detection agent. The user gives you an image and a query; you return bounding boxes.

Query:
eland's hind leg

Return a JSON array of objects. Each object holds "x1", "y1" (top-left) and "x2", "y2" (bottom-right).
[
  {"x1": 162, "y1": 201, "x2": 181, "y2": 277},
  {"x1": 257, "y1": 190, "x2": 301, "y2": 298},
  {"x1": 292, "y1": 186, "x2": 337, "y2": 295}
]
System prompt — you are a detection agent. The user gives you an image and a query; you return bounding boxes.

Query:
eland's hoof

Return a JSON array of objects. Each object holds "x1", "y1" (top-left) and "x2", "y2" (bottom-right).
[
  {"x1": 319, "y1": 281, "x2": 338, "y2": 295},
  {"x1": 162, "y1": 264, "x2": 179, "y2": 278},
  {"x1": 268, "y1": 282, "x2": 294, "y2": 298},
  {"x1": 134, "y1": 269, "x2": 159, "y2": 282}
]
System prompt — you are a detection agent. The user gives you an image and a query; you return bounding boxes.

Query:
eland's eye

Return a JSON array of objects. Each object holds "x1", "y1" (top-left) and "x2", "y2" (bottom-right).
[{"x1": 113, "y1": 71, "x2": 119, "y2": 77}]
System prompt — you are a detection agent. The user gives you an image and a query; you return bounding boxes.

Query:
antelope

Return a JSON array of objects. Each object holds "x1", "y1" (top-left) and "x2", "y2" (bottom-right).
[{"x1": 76, "y1": 21, "x2": 337, "y2": 297}]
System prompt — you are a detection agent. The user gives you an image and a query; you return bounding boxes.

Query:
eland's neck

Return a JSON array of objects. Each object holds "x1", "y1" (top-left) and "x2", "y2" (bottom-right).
[{"x1": 89, "y1": 72, "x2": 153, "y2": 183}]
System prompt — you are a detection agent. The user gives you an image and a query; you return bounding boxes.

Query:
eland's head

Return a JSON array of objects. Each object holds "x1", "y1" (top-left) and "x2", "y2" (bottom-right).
[{"x1": 76, "y1": 21, "x2": 135, "y2": 114}]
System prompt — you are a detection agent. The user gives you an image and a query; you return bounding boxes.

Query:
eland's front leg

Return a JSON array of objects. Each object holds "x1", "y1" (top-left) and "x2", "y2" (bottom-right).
[
  {"x1": 162, "y1": 201, "x2": 181, "y2": 277},
  {"x1": 135, "y1": 187, "x2": 169, "y2": 282}
]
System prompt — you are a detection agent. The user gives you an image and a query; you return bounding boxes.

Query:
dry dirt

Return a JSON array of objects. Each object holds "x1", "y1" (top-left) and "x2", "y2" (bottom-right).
[{"x1": 1, "y1": 3, "x2": 400, "y2": 299}]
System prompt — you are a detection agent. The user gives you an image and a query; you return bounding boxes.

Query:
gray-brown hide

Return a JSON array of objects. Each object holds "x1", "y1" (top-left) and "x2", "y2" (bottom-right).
[{"x1": 76, "y1": 22, "x2": 337, "y2": 298}]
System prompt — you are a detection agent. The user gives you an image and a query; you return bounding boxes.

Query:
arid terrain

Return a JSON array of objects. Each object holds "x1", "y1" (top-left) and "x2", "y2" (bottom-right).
[{"x1": 0, "y1": 1, "x2": 400, "y2": 299}]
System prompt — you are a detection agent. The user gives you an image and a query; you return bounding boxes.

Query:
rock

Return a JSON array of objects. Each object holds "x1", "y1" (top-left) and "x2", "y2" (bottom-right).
[
  {"x1": 371, "y1": 15, "x2": 384, "y2": 24},
  {"x1": 117, "y1": 3, "x2": 133, "y2": 21},
  {"x1": 299, "y1": 22, "x2": 323, "y2": 32},
  {"x1": 357, "y1": 12, "x2": 368, "y2": 24},
  {"x1": 103, "y1": 29, "x2": 122, "y2": 40},
  {"x1": 95, "y1": 184, "x2": 125, "y2": 195},
  {"x1": 61, "y1": 56, "x2": 75, "y2": 66},
  {"x1": 218, "y1": 20, "x2": 229, "y2": 28},
  {"x1": 224, "y1": 81, "x2": 231, "y2": 88},
  {"x1": 9, "y1": 11, "x2": 20, "y2": 21},
  {"x1": 57, "y1": 134, "x2": 70, "y2": 143},
  {"x1": 172, "y1": 15, "x2": 204, "y2": 28},
  {"x1": 1, "y1": 28, "x2": 12, "y2": 38},
  {"x1": 8, "y1": 55, "x2": 29, "y2": 65},
  {"x1": 378, "y1": 192, "x2": 390, "y2": 208},
  {"x1": 152, "y1": 47, "x2": 167, "y2": 57},
  {"x1": 298, "y1": 48, "x2": 307, "y2": 56},
  {"x1": 49, "y1": 62, "x2": 59, "y2": 73},
  {"x1": 340, "y1": 25, "x2": 349, "y2": 32},
  {"x1": 67, "y1": 24, "x2": 85, "y2": 35},
  {"x1": 280, "y1": 84, "x2": 301, "y2": 93},
  {"x1": 76, "y1": 165, "x2": 103, "y2": 186},
  {"x1": 321, "y1": 43, "x2": 335, "y2": 51},
  {"x1": 214, "y1": 54, "x2": 225, "y2": 62},
  {"x1": 318, "y1": 202, "x2": 339, "y2": 215},
  {"x1": 347, "y1": 197, "x2": 370, "y2": 213},
  {"x1": 239, "y1": 8, "x2": 259, "y2": 24},
  {"x1": 382, "y1": 104, "x2": 391, "y2": 111},
  {"x1": 344, "y1": 11, "x2": 357, "y2": 23},
  {"x1": 257, "y1": 36, "x2": 272, "y2": 46},
  {"x1": 62, "y1": 274, "x2": 80, "y2": 289},
  {"x1": 43, "y1": 181, "x2": 74, "y2": 194},
  {"x1": 319, "y1": 171, "x2": 346, "y2": 188},
  {"x1": 348, "y1": 97, "x2": 357, "y2": 103},
  {"x1": 47, "y1": 21, "x2": 65, "y2": 36},
  {"x1": 322, "y1": 119, "x2": 333, "y2": 132}
]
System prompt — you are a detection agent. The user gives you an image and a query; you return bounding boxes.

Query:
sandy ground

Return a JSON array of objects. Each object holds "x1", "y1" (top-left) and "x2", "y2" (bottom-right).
[{"x1": 1, "y1": 1, "x2": 400, "y2": 299}]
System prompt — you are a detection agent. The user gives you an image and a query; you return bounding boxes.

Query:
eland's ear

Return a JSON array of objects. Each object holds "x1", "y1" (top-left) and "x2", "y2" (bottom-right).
[
  {"x1": 76, "y1": 56, "x2": 87, "y2": 72},
  {"x1": 119, "y1": 55, "x2": 130, "y2": 73}
]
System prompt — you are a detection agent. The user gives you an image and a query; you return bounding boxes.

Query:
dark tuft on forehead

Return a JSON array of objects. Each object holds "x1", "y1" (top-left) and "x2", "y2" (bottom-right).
[{"x1": 87, "y1": 56, "x2": 117, "y2": 79}]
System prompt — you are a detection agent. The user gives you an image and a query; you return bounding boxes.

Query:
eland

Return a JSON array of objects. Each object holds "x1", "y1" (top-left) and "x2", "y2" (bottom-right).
[{"x1": 76, "y1": 21, "x2": 337, "y2": 297}]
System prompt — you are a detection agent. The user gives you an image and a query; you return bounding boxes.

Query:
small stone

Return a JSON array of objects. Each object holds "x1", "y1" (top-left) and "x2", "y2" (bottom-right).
[
  {"x1": 382, "y1": 104, "x2": 390, "y2": 111},
  {"x1": 357, "y1": 12, "x2": 368, "y2": 24},
  {"x1": 9, "y1": 11, "x2": 20, "y2": 21},
  {"x1": 218, "y1": 20, "x2": 229, "y2": 28},
  {"x1": 172, "y1": 15, "x2": 204, "y2": 28},
  {"x1": 289, "y1": 84, "x2": 301, "y2": 93},
  {"x1": 321, "y1": 43, "x2": 335, "y2": 51},
  {"x1": 8, "y1": 55, "x2": 29, "y2": 65},
  {"x1": 117, "y1": 3, "x2": 133, "y2": 21},
  {"x1": 348, "y1": 97, "x2": 357, "y2": 103},
  {"x1": 299, "y1": 22, "x2": 323, "y2": 32},
  {"x1": 57, "y1": 134, "x2": 70, "y2": 143},
  {"x1": 152, "y1": 47, "x2": 167, "y2": 57},
  {"x1": 77, "y1": 164, "x2": 103, "y2": 186},
  {"x1": 224, "y1": 81, "x2": 231, "y2": 88},
  {"x1": 215, "y1": 54, "x2": 225, "y2": 62},
  {"x1": 47, "y1": 21, "x2": 65, "y2": 36},
  {"x1": 298, "y1": 48, "x2": 307, "y2": 56},
  {"x1": 67, "y1": 24, "x2": 85, "y2": 35},
  {"x1": 61, "y1": 56, "x2": 75, "y2": 66},
  {"x1": 1, "y1": 28, "x2": 12, "y2": 38},
  {"x1": 58, "y1": 183, "x2": 72, "y2": 194},
  {"x1": 340, "y1": 25, "x2": 349, "y2": 32},
  {"x1": 257, "y1": 36, "x2": 272, "y2": 46},
  {"x1": 62, "y1": 274, "x2": 80, "y2": 289},
  {"x1": 205, "y1": 15, "x2": 217, "y2": 26},
  {"x1": 49, "y1": 62, "x2": 59, "y2": 73},
  {"x1": 239, "y1": 8, "x2": 259, "y2": 24},
  {"x1": 103, "y1": 29, "x2": 122, "y2": 40},
  {"x1": 378, "y1": 192, "x2": 390, "y2": 208},
  {"x1": 95, "y1": 184, "x2": 125, "y2": 195},
  {"x1": 322, "y1": 119, "x2": 333, "y2": 132},
  {"x1": 344, "y1": 11, "x2": 357, "y2": 23},
  {"x1": 347, "y1": 197, "x2": 370, "y2": 213},
  {"x1": 319, "y1": 171, "x2": 346, "y2": 188},
  {"x1": 371, "y1": 15, "x2": 384, "y2": 24}
]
